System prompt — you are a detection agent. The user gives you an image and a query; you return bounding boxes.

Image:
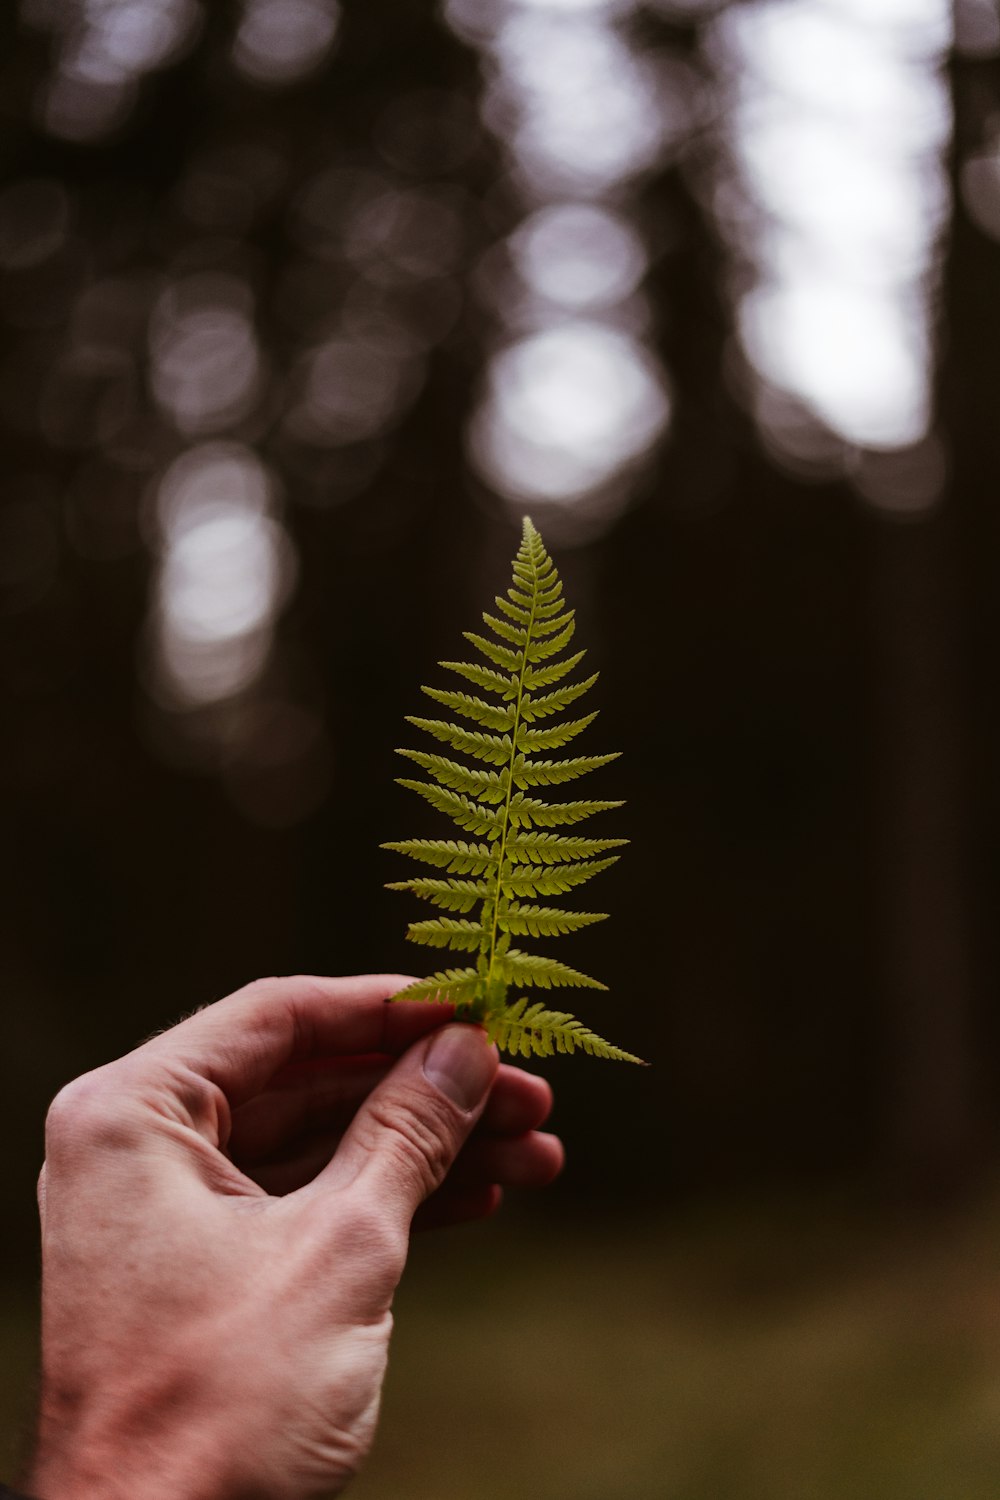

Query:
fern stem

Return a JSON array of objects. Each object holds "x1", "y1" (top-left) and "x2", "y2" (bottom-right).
[{"x1": 479, "y1": 524, "x2": 539, "y2": 1011}]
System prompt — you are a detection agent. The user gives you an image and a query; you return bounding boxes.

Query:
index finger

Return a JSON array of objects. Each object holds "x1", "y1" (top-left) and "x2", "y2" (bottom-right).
[{"x1": 133, "y1": 974, "x2": 454, "y2": 1107}]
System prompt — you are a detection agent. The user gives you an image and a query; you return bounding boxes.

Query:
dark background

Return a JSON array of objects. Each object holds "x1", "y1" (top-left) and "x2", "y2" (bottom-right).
[{"x1": 3, "y1": 2, "x2": 1000, "y2": 1494}]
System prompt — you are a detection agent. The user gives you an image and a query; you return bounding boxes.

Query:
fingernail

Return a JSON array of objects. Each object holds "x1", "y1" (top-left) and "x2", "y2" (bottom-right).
[{"x1": 423, "y1": 1025, "x2": 497, "y2": 1112}]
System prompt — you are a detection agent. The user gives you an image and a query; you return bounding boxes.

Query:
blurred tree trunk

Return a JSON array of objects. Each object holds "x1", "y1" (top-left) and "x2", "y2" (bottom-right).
[
  {"x1": 869, "y1": 41, "x2": 998, "y2": 1195},
  {"x1": 870, "y1": 513, "x2": 982, "y2": 1195}
]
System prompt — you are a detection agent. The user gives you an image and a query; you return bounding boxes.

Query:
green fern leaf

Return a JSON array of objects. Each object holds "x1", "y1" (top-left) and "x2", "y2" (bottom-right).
[
  {"x1": 396, "y1": 779, "x2": 503, "y2": 837},
  {"x1": 384, "y1": 516, "x2": 642, "y2": 1063},
  {"x1": 386, "y1": 877, "x2": 490, "y2": 912},
  {"x1": 501, "y1": 903, "x2": 607, "y2": 937},
  {"x1": 513, "y1": 753, "x2": 621, "y2": 787},
  {"x1": 523, "y1": 650, "x2": 586, "y2": 692},
  {"x1": 462, "y1": 631, "x2": 523, "y2": 673},
  {"x1": 520, "y1": 673, "x2": 599, "y2": 723},
  {"x1": 527, "y1": 616, "x2": 576, "y2": 656},
  {"x1": 395, "y1": 750, "x2": 508, "y2": 803},
  {"x1": 496, "y1": 948, "x2": 605, "y2": 990},
  {"x1": 441, "y1": 659, "x2": 518, "y2": 699},
  {"x1": 380, "y1": 839, "x2": 496, "y2": 874},
  {"x1": 421, "y1": 687, "x2": 515, "y2": 732},
  {"x1": 481, "y1": 611, "x2": 529, "y2": 648},
  {"x1": 394, "y1": 968, "x2": 480, "y2": 1003},
  {"x1": 503, "y1": 857, "x2": 620, "y2": 896},
  {"x1": 486, "y1": 999, "x2": 644, "y2": 1064},
  {"x1": 404, "y1": 717, "x2": 512, "y2": 766},
  {"x1": 494, "y1": 594, "x2": 531, "y2": 625},
  {"x1": 507, "y1": 831, "x2": 628, "y2": 863},
  {"x1": 507, "y1": 792, "x2": 624, "y2": 828},
  {"x1": 516, "y1": 714, "x2": 598, "y2": 752},
  {"x1": 407, "y1": 918, "x2": 484, "y2": 951}
]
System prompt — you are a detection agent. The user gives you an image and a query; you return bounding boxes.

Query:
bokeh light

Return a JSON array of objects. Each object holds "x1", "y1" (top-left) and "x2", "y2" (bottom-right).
[
  {"x1": 28, "y1": 0, "x2": 202, "y2": 143},
  {"x1": 708, "y1": 0, "x2": 952, "y2": 507},
  {"x1": 231, "y1": 0, "x2": 341, "y2": 86},
  {"x1": 486, "y1": 11, "x2": 675, "y2": 195},
  {"x1": 283, "y1": 331, "x2": 425, "y2": 448},
  {"x1": 955, "y1": 0, "x2": 1000, "y2": 56},
  {"x1": 449, "y1": 0, "x2": 678, "y2": 540},
  {"x1": 469, "y1": 323, "x2": 670, "y2": 504},
  {"x1": 149, "y1": 274, "x2": 264, "y2": 437},
  {"x1": 150, "y1": 444, "x2": 296, "y2": 708},
  {"x1": 510, "y1": 203, "x2": 647, "y2": 312},
  {"x1": 0, "y1": 180, "x2": 71, "y2": 271}
]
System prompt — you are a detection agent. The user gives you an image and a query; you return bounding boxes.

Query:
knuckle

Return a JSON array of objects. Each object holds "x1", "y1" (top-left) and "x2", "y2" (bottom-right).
[
  {"x1": 223, "y1": 976, "x2": 282, "y2": 1013},
  {"x1": 335, "y1": 1196, "x2": 408, "y2": 1294},
  {"x1": 44, "y1": 1068, "x2": 141, "y2": 1155},
  {"x1": 343, "y1": 1197, "x2": 406, "y2": 1262},
  {"x1": 364, "y1": 1091, "x2": 455, "y2": 1198},
  {"x1": 45, "y1": 1072, "x2": 103, "y2": 1133}
]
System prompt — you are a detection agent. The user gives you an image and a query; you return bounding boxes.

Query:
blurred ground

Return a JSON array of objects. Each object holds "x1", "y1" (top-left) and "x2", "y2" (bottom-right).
[{"x1": 5, "y1": 1189, "x2": 1000, "y2": 1499}]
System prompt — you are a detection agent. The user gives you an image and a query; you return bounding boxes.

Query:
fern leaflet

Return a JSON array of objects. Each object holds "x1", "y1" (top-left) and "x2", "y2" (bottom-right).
[{"x1": 383, "y1": 517, "x2": 643, "y2": 1064}]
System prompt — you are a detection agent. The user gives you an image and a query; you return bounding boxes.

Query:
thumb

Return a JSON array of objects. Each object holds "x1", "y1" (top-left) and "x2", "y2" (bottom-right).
[{"x1": 321, "y1": 1022, "x2": 499, "y2": 1222}]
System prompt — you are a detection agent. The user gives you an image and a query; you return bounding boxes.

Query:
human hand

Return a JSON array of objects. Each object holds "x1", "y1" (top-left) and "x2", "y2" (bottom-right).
[{"x1": 26, "y1": 975, "x2": 563, "y2": 1500}]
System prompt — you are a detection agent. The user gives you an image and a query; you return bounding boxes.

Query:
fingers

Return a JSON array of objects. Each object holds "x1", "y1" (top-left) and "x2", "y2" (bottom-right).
[
  {"x1": 411, "y1": 1129, "x2": 564, "y2": 1230},
  {"x1": 229, "y1": 1059, "x2": 554, "y2": 1164},
  {"x1": 305, "y1": 1025, "x2": 499, "y2": 1223},
  {"x1": 233, "y1": 1052, "x2": 560, "y2": 1206},
  {"x1": 482, "y1": 1067, "x2": 553, "y2": 1137},
  {"x1": 132, "y1": 975, "x2": 453, "y2": 1108},
  {"x1": 228, "y1": 1056, "x2": 391, "y2": 1159},
  {"x1": 241, "y1": 1123, "x2": 564, "y2": 1198},
  {"x1": 453, "y1": 1129, "x2": 564, "y2": 1190},
  {"x1": 413, "y1": 1184, "x2": 503, "y2": 1232}
]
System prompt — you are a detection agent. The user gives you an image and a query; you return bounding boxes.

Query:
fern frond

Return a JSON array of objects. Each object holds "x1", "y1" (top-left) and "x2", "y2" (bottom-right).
[
  {"x1": 462, "y1": 631, "x2": 523, "y2": 673},
  {"x1": 520, "y1": 674, "x2": 599, "y2": 722},
  {"x1": 481, "y1": 611, "x2": 528, "y2": 648},
  {"x1": 421, "y1": 687, "x2": 515, "y2": 732},
  {"x1": 380, "y1": 839, "x2": 496, "y2": 874},
  {"x1": 496, "y1": 949, "x2": 606, "y2": 990},
  {"x1": 441, "y1": 660, "x2": 517, "y2": 698},
  {"x1": 494, "y1": 594, "x2": 531, "y2": 625},
  {"x1": 396, "y1": 779, "x2": 504, "y2": 837},
  {"x1": 527, "y1": 616, "x2": 576, "y2": 655},
  {"x1": 394, "y1": 968, "x2": 480, "y2": 1003},
  {"x1": 523, "y1": 650, "x2": 586, "y2": 692},
  {"x1": 385, "y1": 516, "x2": 640, "y2": 1063},
  {"x1": 407, "y1": 918, "x2": 484, "y2": 951},
  {"x1": 386, "y1": 877, "x2": 490, "y2": 912},
  {"x1": 396, "y1": 750, "x2": 507, "y2": 803},
  {"x1": 405, "y1": 717, "x2": 512, "y2": 766},
  {"x1": 513, "y1": 753, "x2": 621, "y2": 787},
  {"x1": 503, "y1": 857, "x2": 620, "y2": 896},
  {"x1": 516, "y1": 714, "x2": 598, "y2": 752},
  {"x1": 507, "y1": 793, "x2": 624, "y2": 828},
  {"x1": 501, "y1": 903, "x2": 607, "y2": 937},
  {"x1": 487, "y1": 999, "x2": 644, "y2": 1064},
  {"x1": 507, "y1": 832, "x2": 628, "y2": 864}
]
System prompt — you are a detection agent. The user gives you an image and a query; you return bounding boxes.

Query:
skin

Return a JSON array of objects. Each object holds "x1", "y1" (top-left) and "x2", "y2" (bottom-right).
[{"x1": 24, "y1": 974, "x2": 563, "y2": 1500}]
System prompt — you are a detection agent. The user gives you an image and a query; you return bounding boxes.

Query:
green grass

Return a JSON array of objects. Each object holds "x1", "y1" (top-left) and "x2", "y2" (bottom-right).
[
  {"x1": 354, "y1": 1192, "x2": 1000, "y2": 1500},
  {"x1": 4, "y1": 1192, "x2": 1000, "y2": 1498}
]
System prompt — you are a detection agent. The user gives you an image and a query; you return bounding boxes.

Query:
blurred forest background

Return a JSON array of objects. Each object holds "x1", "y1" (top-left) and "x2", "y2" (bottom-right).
[{"x1": 5, "y1": 0, "x2": 1000, "y2": 1494}]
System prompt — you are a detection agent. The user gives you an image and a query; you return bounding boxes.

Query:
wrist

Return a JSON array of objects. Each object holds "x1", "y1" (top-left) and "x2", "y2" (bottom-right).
[{"x1": 25, "y1": 1392, "x2": 243, "y2": 1500}]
